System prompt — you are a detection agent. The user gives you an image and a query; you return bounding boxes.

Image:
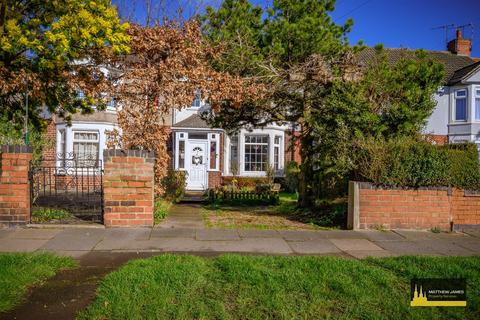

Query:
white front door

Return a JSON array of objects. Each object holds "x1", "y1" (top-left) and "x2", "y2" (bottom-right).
[{"x1": 186, "y1": 141, "x2": 208, "y2": 190}]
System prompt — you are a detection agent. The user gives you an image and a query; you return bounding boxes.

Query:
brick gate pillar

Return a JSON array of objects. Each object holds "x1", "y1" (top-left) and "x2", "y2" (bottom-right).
[
  {"x1": 0, "y1": 145, "x2": 33, "y2": 227},
  {"x1": 103, "y1": 150, "x2": 155, "y2": 227}
]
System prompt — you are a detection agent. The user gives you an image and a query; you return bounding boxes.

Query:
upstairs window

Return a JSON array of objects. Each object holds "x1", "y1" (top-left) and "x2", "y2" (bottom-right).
[
  {"x1": 475, "y1": 89, "x2": 480, "y2": 121},
  {"x1": 191, "y1": 90, "x2": 201, "y2": 108},
  {"x1": 455, "y1": 89, "x2": 467, "y2": 121}
]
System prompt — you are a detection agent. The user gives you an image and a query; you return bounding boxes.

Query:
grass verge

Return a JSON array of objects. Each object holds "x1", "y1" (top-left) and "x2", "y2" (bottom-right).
[
  {"x1": 79, "y1": 255, "x2": 479, "y2": 320},
  {"x1": 0, "y1": 252, "x2": 76, "y2": 312}
]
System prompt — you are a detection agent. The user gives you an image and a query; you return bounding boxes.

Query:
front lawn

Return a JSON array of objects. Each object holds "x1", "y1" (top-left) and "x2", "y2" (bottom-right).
[
  {"x1": 202, "y1": 192, "x2": 346, "y2": 230},
  {"x1": 79, "y1": 255, "x2": 479, "y2": 320},
  {"x1": 0, "y1": 253, "x2": 76, "y2": 312}
]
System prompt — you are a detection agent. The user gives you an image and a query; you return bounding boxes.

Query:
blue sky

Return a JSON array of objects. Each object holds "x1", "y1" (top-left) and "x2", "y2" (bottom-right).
[
  {"x1": 113, "y1": 0, "x2": 480, "y2": 57},
  {"x1": 328, "y1": 0, "x2": 480, "y2": 57}
]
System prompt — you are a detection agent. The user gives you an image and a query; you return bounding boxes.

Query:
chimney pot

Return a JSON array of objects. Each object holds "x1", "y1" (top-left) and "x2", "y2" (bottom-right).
[{"x1": 456, "y1": 29, "x2": 462, "y2": 39}]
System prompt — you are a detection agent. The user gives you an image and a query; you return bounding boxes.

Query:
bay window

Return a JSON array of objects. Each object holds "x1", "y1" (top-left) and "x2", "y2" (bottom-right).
[
  {"x1": 244, "y1": 135, "x2": 269, "y2": 171},
  {"x1": 455, "y1": 89, "x2": 467, "y2": 121}
]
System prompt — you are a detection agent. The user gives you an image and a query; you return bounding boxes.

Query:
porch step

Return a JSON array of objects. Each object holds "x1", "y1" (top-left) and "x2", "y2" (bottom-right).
[{"x1": 181, "y1": 191, "x2": 207, "y2": 203}]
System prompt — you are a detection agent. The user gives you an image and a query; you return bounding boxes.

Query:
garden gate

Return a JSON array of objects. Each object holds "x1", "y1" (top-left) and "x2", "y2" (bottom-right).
[{"x1": 29, "y1": 153, "x2": 103, "y2": 223}]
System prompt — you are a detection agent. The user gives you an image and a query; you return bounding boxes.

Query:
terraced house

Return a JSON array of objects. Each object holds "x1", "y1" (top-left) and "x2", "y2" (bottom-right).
[{"x1": 44, "y1": 29, "x2": 480, "y2": 192}]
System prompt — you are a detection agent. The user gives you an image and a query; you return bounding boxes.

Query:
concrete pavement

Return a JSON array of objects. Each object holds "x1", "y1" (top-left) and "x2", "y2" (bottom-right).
[{"x1": 1, "y1": 226, "x2": 480, "y2": 259}]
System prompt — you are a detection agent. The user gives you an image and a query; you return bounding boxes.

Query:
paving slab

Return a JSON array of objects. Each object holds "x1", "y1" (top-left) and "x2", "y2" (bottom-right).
[
  {"x1": 346, "y1": 250, "x2": 397, "y2": 259},
  {"x1": 287, "y1": 239, "x2": 341, "y2": 254},
  {"x1": 393, "y1": 230, "x2": 469, "y2": 240},
  {"x1": 6, "y1": 228, "x2": 63, "y2": 240},
  {"x1": 322, "y1": 230, "x2": 369, "y2": 239},
  {"x1": 207, "y1": 238, "x2": 292, "y2": 254},
  {"x1": 373, "y1": 240, "x2": 440, "y2": 255},
  {"x1": 93, "y1": 228, "x2": 152, "y2": 251},
  {"x1": 196, "y1": 229, "x2": 240, "y2": 241},
  {"x1": 0, "y1": 238, "x2": 49, "y2": 252},
  {"x1": 111, "y1": 238, "x2": 210, "y2": 252},
  {"x1": 277, "y1": 230, "x2": 327, "y2": 241},
  {"x1": 0, "y1": 229, "x2": 14, "y2": 238},
  {"x1": 159, "y1": 220, "x2": 204, "y2": 229},
  {"x1": 450, "y1": 238, "x2": 480, "y2": 253},
  {"x1": 151, "y1": 228, "x2": 196, "y2": 238},
  {"x1": 41, "y1": 228, "x2": 105, "y2": 251},
  {"x1": 418, "y1": 239, "x2": 476, "y2": 256},
  {"x1": 330, "y1": 239, "x2": 384, "y2": 251},
  {"x1": 462, "y1": 230, "x2": 480, "y2": 238},
  {"x1": 238, "y1": 229, "x2": 281, "y2": 238},
  {"x1": 357, "y1": 230, "x2": 405, "y2": 241},
  {"x1": 38, "y1": 250, "x2": 90, "y2": 259}
]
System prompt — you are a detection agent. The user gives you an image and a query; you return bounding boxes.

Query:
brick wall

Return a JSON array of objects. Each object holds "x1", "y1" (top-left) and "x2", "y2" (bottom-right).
[
  {"x1": 285, "y1": 129, "x2": 301, "y2": 164},
  {"x1": 425, "y1": 134, "x2": 448, "y2": 145},
  {"x1": 0, "y1": 145, "x2": 33, "y2": 227},
  {"x1": 42, "y1": 118, "x2": 56, "y2": 161},
  {"x1": 452, "y1": 189, "x2": 480, "y2": 230},
  {"x1": 348, "y1": 181, "x2": 480, "y2": 231},
  {"x1": 103, "y1": 149, "x2": 155, "y2": 227}
]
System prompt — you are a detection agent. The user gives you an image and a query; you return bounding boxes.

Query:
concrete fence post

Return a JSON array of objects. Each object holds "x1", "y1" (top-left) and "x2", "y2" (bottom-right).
[{"x1": 347, "y1": 181, "x2": 360, "y2": 230}]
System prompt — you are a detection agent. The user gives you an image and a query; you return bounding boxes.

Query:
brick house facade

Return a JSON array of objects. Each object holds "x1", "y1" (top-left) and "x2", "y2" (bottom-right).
[{"x1": 43, "y1": 29, "x2": 480, "y2": 192}]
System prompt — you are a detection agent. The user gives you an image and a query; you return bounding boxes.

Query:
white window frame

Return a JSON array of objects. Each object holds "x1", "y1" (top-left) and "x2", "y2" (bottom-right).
[
  {"x1": 244, "y1": 134, "x2": 269, "y2": 172},
  {"x1": 475, "y1": 87, "x2": 480, "y2": 121},
  {"x1": 454, "y1": 89, "x2": 468, "y2": 122},
  {"x1": 228, "y1": 135, "x2": 239, "y2": 175},
  {"x1": 72, "y1": 130, "x2": 100, "y2": 167},
  {"x1": 175, "y1": 132, "x2": 187, "y2": 170},
  {"x1": 273, "y1": 135, "x2": 282, "y2": 171},
  {"x1": 188, "y1": 89, "x2": 202, "y2": 110},
  {"x1": 208, "y1": 133, "x2": 220, "y2": 171}
]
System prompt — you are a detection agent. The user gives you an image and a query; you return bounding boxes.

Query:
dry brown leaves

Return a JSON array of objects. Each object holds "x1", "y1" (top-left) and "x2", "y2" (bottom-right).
[{"x1": 109, "y1": 21, "x2": 265, "y2": 195}]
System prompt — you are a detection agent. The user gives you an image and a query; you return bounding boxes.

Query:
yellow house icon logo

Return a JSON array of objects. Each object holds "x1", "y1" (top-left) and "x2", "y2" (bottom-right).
[{"x1": 411, "y1": 284, "x2": 466, "y2": 307}]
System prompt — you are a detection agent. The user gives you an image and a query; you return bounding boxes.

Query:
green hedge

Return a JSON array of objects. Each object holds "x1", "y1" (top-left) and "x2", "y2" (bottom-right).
[{"x1": 355, "y1": 137, "x2": 480, "y2": 190}]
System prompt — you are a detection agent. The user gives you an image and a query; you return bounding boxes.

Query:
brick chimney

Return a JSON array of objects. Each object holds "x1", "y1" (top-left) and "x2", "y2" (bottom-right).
[{"x1": 447, "y1": 29, "x2": 472, "y2": 56}]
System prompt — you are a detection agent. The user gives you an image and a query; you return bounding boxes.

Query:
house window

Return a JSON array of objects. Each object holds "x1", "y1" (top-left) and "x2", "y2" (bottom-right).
[
  {"x1": 106, "y1": 97, "x2": 116, "y2": 110},
  {"x1": 274, "y1": 135, "x2": 282, "y2": 170},
  {"x1": 475, "y1": 89, "x2": 480, "y2": 121},
  {"x1": 73, "y1": 131, "x2": 99, "y2": 167},
  {"x1": 244, "y1": 135, "x2": 269, "y2": 171},
  {"x1": 209, "y1": 133, "x2": 218, "y2": 170},
  {"x1": 455, "y1": 89, "x2": 467, "y2": 121},
  {"x1": 191, "y1": 90, "x2": 201, "y2": 108},
  {"x1": 229, "y1": 135, "x2": 239, "y2": 174},
  {"x1": 58, "y1": 129, "x2": 66, "y2": 166},
  {"x1": 77, "y1": 89, "x2": 86, "y2": 100},
  {"x1": 189, "y1": 132, "x2": 208, "y2": 140},
  {"x1": 178, "y1": 140, "x2": 185, "y2": 169}
]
